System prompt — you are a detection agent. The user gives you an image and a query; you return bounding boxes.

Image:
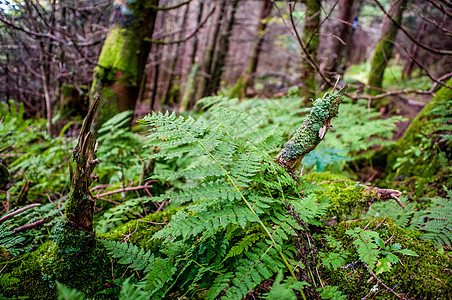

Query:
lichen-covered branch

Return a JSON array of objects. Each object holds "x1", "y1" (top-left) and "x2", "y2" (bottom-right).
[{"x1": 276, "y1": 86, "x2": 347, "y2": 175}]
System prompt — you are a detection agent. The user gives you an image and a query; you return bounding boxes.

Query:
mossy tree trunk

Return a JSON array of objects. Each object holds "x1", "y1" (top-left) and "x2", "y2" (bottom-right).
[
  {"x1": 241, "y1": 0, "x2": 273, "y2": 94},
  {"x1": 386, "y1": 78, "x2": 452, "y2": 175},
  {"x1": 196, "y1": 0, "x2": 227, "y2": 99},
  {"x1": 91, "y1": 0, "x2": 159, "y2": 126},
  {"x1": 66, "y1": 96, "x2": 100, "y2": 232},
  {"x1": 300, "y1": 0, "x2": 321, "y2": 105},
  {"x1": 367, "y1": 0, "x2": 407, "y2": 100},
  {"x1": 39, "y1": 96, "x2": 110, "y2": 295}
]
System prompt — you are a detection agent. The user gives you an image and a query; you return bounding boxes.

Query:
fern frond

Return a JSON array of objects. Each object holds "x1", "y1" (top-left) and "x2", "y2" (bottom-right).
[{"x1": 101, "y1": 240, "x2": 155, "y2": 273}]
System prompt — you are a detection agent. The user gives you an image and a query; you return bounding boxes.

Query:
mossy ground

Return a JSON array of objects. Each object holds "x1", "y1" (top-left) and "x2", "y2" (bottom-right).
[
  {"x1": 305, "y1": 171, "x2": 375, "y2": 222},
  {"x1": 1, "y1": 208, "x2": 178, "y2": 299},
  {"x1": 316, "y1": 217, "x2": 451, "y2": 299}
]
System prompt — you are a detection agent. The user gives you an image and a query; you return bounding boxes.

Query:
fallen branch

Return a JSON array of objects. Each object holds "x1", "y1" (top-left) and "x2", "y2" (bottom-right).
[
  {"x1": 12, "y1": 219, "x2": 48, "y2": 232},
  {"x1": 0, "y1": 203, "x2": 41, "y2": 224}
]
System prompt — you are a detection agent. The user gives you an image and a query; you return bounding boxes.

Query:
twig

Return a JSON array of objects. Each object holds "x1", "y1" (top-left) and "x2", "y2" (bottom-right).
[
  {"x1": 373, "y1": 0, "x2": 452, "y2": 56},
  {"x1": 12, "y1": 219, "x2": 48, "y2": 232},
  {"x1": 368, "y1": 270, "x2": 405, "y2": 299},
  {"x1": 0, "y1": 203, "x2": 41, "y2": 224},
  {"x1": 95, "y1": 184, "x2": 155, "y2": 199}
]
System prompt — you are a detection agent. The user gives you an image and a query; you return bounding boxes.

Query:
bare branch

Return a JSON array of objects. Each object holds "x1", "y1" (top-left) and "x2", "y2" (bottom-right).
[{"x1": 373, "y1": 0, "x2": 452, "y2": 56}]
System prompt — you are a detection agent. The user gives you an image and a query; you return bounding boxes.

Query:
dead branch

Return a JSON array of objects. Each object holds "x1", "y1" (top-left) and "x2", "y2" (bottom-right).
[{"x1": 0, "y1": 203, "x2": 41, "y2": 224}]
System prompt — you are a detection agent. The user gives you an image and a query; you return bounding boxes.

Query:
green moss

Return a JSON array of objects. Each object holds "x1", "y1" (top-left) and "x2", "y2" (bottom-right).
[
  {"x1": 100, "y1": 207, "x2": 179, "y2": 251},
  {"x1": 383, "y1": 78, "x2": 452, "y2": 197},
  {"x1": 39, "y1": 221, "x2": 111, "y2": 298},
  {"x1": 2, "y1": 242, "x2": 57, "y2": 299},
  {"x1": 97, "y1": 27, "x2": 140, "y2": 83},
  {"x1": 305, "y1": 172, "x2": 375, "y2": 221},
  {"x1": 318, "y1": 218, "x2": 451, "y2": 298}
]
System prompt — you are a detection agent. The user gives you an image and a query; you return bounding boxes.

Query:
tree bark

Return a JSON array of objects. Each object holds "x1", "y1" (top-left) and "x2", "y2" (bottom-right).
[
  {"x1": 323, "y1": 0, "x2": 362, "y2": 78},
  {"x1": 367, "y1": 0, "x2": 407, "y2": 100},
  {"x1": 241, "y1": 0, "x2": 273, "y2": 94},
  {"x1": 162, "y1": 3, "x2": 190, "y2": 106},
  {"x1": 207, "y1": 0, "x2": 240, "y2": 96},
  {"x1": 91, "y1": 0, "x2": 159, "y2": 126},
  {"x1": 196, "y1": 0, "x2": 227, "y2": 99},
  {"x1": 300, "y1": 0, "x2": 321, "y2": 105},
  {"x1": 180, "y1": 1, "x2": 204, "y2": 111},
  {"x1": 66, "y1": 96, "x2": 101, "y2": 232}
]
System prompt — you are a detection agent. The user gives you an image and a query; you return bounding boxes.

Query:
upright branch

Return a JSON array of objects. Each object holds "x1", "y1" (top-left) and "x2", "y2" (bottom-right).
[
  {"x1": 276, "y1": 86, "x2": 348, "y2": 176},
  {"x1": 66, "y1": 96, "x2": 101, "y2": 232}
]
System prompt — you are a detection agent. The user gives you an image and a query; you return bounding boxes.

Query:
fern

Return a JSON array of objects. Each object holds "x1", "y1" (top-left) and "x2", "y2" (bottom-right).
[
  {"x1": 56, "y1": 281, "x2": 85, "y2": 300},
  {"x1": 101, "y1": 240, "x2": 155, "y2": 273},
  {"x1": 317, "y1": 285, "x2": 347, "y2": 300},
  {"x1": 119, "y1": 277, "x2": 149, "y2": 300},
  {"x1": 0, "y1": 274, "x2": 19, "y2": 288},
  {"x1": 419, "y1": 189, "x2": 452, "y2": 248},
  {"x1": 345, "y1": 227, "x2": 380, "y2": 269},
  {"x1": 138, "y1": 105, "x2": 320, "y2": 297}
]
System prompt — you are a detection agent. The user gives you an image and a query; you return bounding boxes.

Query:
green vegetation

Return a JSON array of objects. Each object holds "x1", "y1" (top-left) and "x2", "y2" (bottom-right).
[{"x1": 1, "y1": 85, "x2": 451, "y2": 299}]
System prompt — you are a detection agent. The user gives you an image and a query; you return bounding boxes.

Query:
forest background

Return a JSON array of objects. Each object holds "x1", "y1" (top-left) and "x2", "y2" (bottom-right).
[{"x1": 0, "y1": 0, "x2": 451, "y2": 299}]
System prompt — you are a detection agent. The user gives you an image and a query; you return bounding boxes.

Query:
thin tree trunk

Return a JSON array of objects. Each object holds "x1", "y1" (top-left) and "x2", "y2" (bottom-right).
[
  {"x1": 197, "y1": 0, "x2": 227, "y2": 99},
  {"x1": 163, "y1": 3, "x2": 190, "y2": 106},
  {"x1": 91, "y1": 0, "x2": 159, "y2": 126},
  {"x1": 402, "y1": 20, "x2": 427, "y2": 79},
  {"x1": 150, "y1": 10, "x2": 167, "y2": 112},
  {"x1": 207, "y1": 0, "x2": 239, "y2": 95},
  {"x1": 300, "y1": 0, "x2": 321, "y2": 105},
  {"x1": 24, "y1": 0, "x2": 54, "y2": 135},
  {"x1": 180, "y1": 1, "x2": 204, "y2": 111},
  {"x1": 367, "y1": 0, "x2": 407, "y2": 101},
  {"x1": 189, "y1": 2, "x2": 204, "y2": 66},
  {"x1": 323, "y1": 0, "x2": 362, "y2": 78},
  {"x1": 241, "y1": 0, "x2": 273, "y2": 93}
]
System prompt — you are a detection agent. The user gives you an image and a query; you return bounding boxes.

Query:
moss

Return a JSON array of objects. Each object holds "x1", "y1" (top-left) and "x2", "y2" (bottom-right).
[
  {"x1": 97, "y1": 28, "x2": 139, "y2": 84},
  {"x1": 39, "y1": 221, "x2": 111, "y2": 298},
  {"x1": 383, "y1": 78, "x2": 452, "y2": 197},
  {"x1": 2, "y1": 242, "x2": 57, "y2": 299},
  {"x1": 100, "y1": 207, "x2": 180, "y2": 251},
  {"x1": 305, "y1": 172, "x2": 375, "y2": 221},
  {"x1": 317, "y1": 218, "x2": 451, "y2": 298}
]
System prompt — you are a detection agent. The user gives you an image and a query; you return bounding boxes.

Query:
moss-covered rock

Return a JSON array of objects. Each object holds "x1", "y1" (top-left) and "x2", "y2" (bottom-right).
[{"x1": 317, "y1": 218, "x2": 451, "y2": 298}]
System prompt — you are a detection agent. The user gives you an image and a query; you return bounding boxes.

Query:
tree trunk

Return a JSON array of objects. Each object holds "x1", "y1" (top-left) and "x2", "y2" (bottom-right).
[
  {"x1": 402, "y1": 20, "x2": 427, "y2": 79},
  {"x1": 367, "y1": 0, "x2": 407, "y2": 100},
  {"x1": 91, "y1": 0, "x2": 159, "y2": 126},
  {"x1": 300, "y1": 0, "x2": 321, "y2": 105},
  {"x1": 323, "y1": 0, "x2": 362, "y2": 78},
  {"x1": 180, "y1": 1, "x2": 204, "y2": 110},
  {"x1": 163, "y1": 3, "x2": 190, "y2": 106},
  {"x1": 241, "y1": 0, "x2": 273, "y2": 94},
  {"x1": 196, "y1": 0, "x2": 227, "y2": 99},
  {"x1": 207, "y1": 0, "x2": 239, "y2": 96}
]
